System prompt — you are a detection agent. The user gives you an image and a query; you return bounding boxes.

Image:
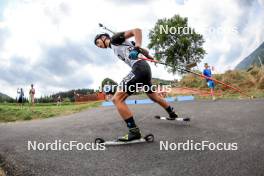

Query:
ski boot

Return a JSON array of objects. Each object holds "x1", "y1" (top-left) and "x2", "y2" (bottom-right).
[{"x1": 118, "y1": 127, "x2": 142, "y2": 142}]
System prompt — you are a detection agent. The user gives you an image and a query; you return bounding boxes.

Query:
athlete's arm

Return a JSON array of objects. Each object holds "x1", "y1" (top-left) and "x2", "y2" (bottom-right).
[
  {"x1": 125, "y1": 29, "x2": 155, "y2": 60},
  {"x1": 124, "y1": 28, "x2": 142, "y2": 47},
  {"x1": 110, "y1": 28, "x2": 154, "y2": 60}
]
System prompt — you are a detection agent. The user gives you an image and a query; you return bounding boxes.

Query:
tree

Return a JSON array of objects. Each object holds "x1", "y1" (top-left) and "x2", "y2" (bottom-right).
[
  {"x1": 148, "y1": 15, "x2": 206, "y2": 73},
  {"x1": 101, "y1": 78, "x2": 118, "y2": 94},
  {"x1": 101, "y1": 78, "x2": 117, "y2": 88}
]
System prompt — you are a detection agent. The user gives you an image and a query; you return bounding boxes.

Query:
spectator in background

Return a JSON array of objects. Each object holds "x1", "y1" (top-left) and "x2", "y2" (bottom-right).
[
  {"x1": 16, "y1": 88, "x2": 21, "y2": 104},
  {"x1": 203, "y1": 63, "x2": 216, "y2": 100},
  {"x1": 74, "y1": 91, "x2": 80, "y2": 102},
  {"x1": 57, "y1": 95, "x2": 62, "y2": 106},
  {"x1": 29, "y1": 84, "x2": 35, "y2": 106},
  {"x1": 18, "y1": 88, "x2": 24, "y2": 108}
]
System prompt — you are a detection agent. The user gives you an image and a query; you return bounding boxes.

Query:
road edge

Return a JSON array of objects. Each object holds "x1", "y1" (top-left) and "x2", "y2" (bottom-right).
[
  {"x1": 0, "y1": 153, "x2": 31, "y2": 176},
  {"x1": 0, "y1": 155, "x2": 7, "y2": 176}
]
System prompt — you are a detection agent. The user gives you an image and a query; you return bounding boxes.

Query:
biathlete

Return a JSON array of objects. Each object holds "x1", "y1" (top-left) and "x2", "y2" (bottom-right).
[{"x1": 94, "y1": 28, "x2": 189, "y2": 142}]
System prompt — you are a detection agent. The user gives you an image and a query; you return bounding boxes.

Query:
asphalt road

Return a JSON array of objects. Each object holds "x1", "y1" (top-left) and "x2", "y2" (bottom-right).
[{"x1": 0, "y1": 99, "x2": 264, "y2": 176}]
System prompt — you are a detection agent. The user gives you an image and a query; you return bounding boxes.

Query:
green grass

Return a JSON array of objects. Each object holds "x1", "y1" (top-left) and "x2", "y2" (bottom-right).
[
  {"x1": 188, "y1": 89, "x2": 264, "y2": 100},
  {"x1": 0, "y1": 102, "x2": 100, "y2": 123}
]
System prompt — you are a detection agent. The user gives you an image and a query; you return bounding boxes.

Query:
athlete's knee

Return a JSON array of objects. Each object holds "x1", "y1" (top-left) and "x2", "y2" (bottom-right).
[
  {"x1": 112, "y1": 96, "x2": 119, "y2": 105},
  {"x1": 112, "y1": 95, "x2": 125, "y2": 105}
]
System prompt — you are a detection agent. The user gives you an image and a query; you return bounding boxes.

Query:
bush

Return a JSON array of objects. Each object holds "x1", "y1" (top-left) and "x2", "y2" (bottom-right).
[
  {"x1": 180, "y1": 74, "x2": 205, "y2": 88},
  {"x1": 24, "y1": 115, "x2": 32, "y2": 120},
  {"x1": 258, "y1": 75, "x2": 264, "y2": 89},
  {"x1": 63, "y1": 97, "x2": 71, "y2": 103}
]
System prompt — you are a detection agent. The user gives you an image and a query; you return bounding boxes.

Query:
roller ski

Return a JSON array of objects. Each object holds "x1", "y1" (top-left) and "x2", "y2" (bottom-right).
[
  {"x1": 155, "y1": 110, "x2": 190, "y2": 122},
  {"x1": 95, "y1": 127, "x2": 154, "y2": 146}
]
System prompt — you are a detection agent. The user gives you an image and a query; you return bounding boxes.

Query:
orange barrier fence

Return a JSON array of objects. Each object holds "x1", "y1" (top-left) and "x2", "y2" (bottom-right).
[
  {"x1": 170, "y1": 87, "x2": 223, "y2": 97},
  {"x1": 75, "y1": 92, "x2": 105, "y2": 103}
]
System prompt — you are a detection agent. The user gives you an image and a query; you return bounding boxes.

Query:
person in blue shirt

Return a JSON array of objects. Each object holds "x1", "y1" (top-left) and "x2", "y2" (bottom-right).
[{"x1": 203, "y1": 63, "x2": 216, "y2": 100}]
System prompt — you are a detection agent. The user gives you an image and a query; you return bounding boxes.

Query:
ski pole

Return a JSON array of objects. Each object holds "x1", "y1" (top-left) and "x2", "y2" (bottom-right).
[
  {"x1": 138, "y1": 56, "x2": 252, "y2": 98},
  {"x1": 99, "y1": 23, "x2": 116, "y2": 34}
]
